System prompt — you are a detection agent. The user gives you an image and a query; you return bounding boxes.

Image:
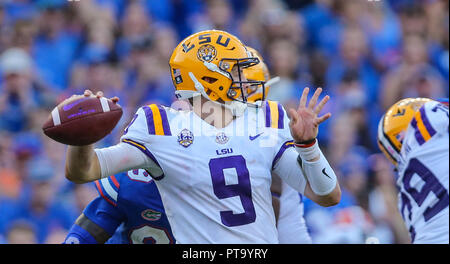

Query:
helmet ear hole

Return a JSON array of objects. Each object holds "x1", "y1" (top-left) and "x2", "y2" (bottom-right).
[{"x1": 207, "y1": 89, "x2": 220, "y2": 101}]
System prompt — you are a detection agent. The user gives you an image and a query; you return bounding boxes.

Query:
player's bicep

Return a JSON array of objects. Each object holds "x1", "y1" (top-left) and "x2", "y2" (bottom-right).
[
  {"x1": 82, "y1": 196, "x2": 125, "y2": 238},
  {"x1": 64, "y1": 213, "x2": 111, "y2": 244}
]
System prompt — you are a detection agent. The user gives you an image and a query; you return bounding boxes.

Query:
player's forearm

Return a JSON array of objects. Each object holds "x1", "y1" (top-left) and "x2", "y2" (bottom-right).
[
  {"x1": 304, "y1": 182, "x2": 341, "y2": 207},
  {"x1": 65, "y1": 144, "x2": 101, "y2": 183},
  {"x1": 295, "y1": 140, "x2": 341, "y2": 206}
]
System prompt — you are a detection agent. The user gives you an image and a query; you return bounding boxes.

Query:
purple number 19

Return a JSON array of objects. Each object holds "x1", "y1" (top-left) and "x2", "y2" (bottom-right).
[
  {"x1": 403, "y1": 158, "x2": 449, "y2": 222},
  {"x1": 209, "y1": 155, "x2": 256, "y2": 227}
]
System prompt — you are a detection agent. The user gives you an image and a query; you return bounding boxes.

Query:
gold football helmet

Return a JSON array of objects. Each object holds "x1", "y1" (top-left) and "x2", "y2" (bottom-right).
[
  {"x1": 377, "y1": 97, "x2": 433, "y2": 166},
  {"x1": 243, "y1": 46, "x2": 280, "y2": 102},
  {"x1": 169, "y1": 30, "x2": 261, "y2": 110}
]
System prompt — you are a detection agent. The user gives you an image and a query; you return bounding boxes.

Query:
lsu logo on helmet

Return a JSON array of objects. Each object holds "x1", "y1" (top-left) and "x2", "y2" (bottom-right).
[{"x1": 197, "y1": 44, "x2": 217, "y2": 63}]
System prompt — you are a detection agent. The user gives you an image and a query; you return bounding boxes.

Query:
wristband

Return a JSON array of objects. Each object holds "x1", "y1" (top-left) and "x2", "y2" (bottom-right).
[
  {"x1": 294, "y1": 139, "x2": 320, "y2": 161},
  {"x1": 294, "y1": 138, "x2": 316, "y2": 146}
]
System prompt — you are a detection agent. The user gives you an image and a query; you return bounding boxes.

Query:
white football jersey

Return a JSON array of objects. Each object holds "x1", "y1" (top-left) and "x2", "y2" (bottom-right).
[
  {"x1": 397, "y1": 101, "x2": 449, "y2": 244},
  {"x1": 277, "y1": 180, "x2": 312, "y2": 243},
  {"x1": 120, "y1": 101, "x2": 307, "y2": 243}
]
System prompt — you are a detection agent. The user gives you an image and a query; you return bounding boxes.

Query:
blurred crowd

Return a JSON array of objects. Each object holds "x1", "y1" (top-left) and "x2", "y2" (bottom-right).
[{"x1": 0, "y1": 0, "x2": 448, "y2": 244}]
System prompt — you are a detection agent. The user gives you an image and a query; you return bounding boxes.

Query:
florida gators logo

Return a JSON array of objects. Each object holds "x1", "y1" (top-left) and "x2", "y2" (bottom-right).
[
  {"x1": 197, "y1": 44, "x2": 217, "y2": 62},
  {"x1": 141, "y1": 209, "x2": 162, "y2": 221}
]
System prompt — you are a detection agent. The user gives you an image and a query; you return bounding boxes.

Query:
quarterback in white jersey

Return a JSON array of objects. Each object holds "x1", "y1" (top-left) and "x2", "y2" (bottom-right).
[
  {"x1": 64, "y1": 30, "x2": 341, "y2": 243},
  {"x1": 378, "y1": 98, "x2": 449, "y2": 244}
]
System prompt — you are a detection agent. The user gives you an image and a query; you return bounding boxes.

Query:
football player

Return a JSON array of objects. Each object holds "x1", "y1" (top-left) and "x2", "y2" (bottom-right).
[
  {"x1": 377, "y1": 98, "x2": 449, "y2": 243},
  {"x1": 63, "y1": 169, "x2": 175, "y2": 244},
  {"x1": 64, "y1": 30, "x2": 340, "y2": 243},
  {"x1": 63, "y1": 46, "x2": 310, "y2": 244},
  {"x1": 244, "y1": 46, "x2": 312, "y2": 243}
]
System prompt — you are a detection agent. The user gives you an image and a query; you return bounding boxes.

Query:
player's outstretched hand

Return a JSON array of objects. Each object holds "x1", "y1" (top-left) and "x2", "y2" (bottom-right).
[{"x1": 288, "y1": 87, "x2": 331, "y2": 143}]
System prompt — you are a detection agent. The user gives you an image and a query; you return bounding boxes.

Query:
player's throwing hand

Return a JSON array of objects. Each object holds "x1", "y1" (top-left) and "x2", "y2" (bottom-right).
[
  {"x1": 288, "y1": 87, "x2": 331, "y2": 143},
  {"x1": 83, "y1": 89, "x2": 120, "y2": 103}
]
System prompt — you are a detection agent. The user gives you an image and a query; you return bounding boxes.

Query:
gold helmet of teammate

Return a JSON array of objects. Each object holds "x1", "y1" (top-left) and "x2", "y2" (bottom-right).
[
  {"x1": 377, "y1": 97, "x2": 433, "y2": 166},
  {"x1": 243, "y1": 46, "x2": 280, "y2": 102},
  {"x1": 169, "y1": 30, "x2": 262, "y2": 109}
]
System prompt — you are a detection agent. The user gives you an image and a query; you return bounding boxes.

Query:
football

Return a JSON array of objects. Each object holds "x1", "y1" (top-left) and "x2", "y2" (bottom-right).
[{"x1": 42, "y1": 95, "x2": 123, "y2": 146}]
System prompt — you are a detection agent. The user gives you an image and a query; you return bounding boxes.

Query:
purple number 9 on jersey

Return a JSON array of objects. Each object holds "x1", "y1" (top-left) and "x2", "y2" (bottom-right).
[{"x1": 209, "y1": 155, "x2": 256, "y2": 227}]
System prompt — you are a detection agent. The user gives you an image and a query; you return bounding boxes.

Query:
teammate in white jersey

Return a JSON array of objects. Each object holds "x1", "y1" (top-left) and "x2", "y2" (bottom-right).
[
  {"x1": 64, "y1": 30, "x2": 341, "y2": 243},
  {"x1": 244, "y1": 46, "x2": 312, "y2": 243},
  {"x1": 377, "y1": 98, "x2": 449, "y2": 244}
]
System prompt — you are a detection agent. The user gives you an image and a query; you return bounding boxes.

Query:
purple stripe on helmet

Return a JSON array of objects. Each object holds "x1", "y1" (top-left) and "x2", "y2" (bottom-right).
[
  {"x1": 143, "y1": 105, "x2": 156, "y2": 135},
  {"x1": 277, "y1": 103, "x2": 284, "y2": 129},
  {"x1": 419, "y1": 106, "x2": 436, "y2": 137},
  {"x1": 411, "y1": 118, "x2": 425, "y2": 145},
  {"x1": 271, "y1": 140, "x2": 294, "y2": 169},
  {"x1": 158, "y1": 105, "x2": 172, "y2": 136}
]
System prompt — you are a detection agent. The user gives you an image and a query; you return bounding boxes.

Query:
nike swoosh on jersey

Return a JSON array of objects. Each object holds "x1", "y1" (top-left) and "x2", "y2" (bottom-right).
[
  {"x1": 322, "y1": 168, "x2": 331, "y2": 179},
  {"x1": 249, "y1": 132, "x2": 264, "y2": 141}
]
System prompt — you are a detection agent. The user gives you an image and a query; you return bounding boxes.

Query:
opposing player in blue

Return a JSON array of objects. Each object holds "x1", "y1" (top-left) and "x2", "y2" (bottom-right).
[{"x1": 64, "y1": 169, "x2": 175, "y2": 244}]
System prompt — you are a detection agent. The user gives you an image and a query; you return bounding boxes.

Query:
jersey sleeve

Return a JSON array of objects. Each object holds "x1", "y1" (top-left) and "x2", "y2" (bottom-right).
[
  {"x1": 94, "y1": 175, "x2": 122, "y2": 208},
  {"x1": 261, "y1": 101, "x2": 295, "y2": 170},
  {"x1": 64, "y1": 196, "x2": 124, "y2": 244},
  {"x1": 64, "y1": 221, "x2": 99, "y2": 244},
  {"x1": 262, "y1": 101, "x2": 308, "y2": 194},
  {"x1": 82, "y1": 194, "x2": 125, "y2": 237},
  {"x1": 409, "y1": 101, "x2": 449, "y2": 146},
  {"x1": 119, "y1": 105, "x2": 171, "y2": 180},
  {"x1": 121, "y1": 104, "x2": 173, "y2": 141}
]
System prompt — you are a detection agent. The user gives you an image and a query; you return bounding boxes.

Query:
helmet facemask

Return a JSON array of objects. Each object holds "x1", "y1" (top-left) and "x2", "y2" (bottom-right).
[{"x1": 220, "y1": 57, "x2": 266, "y2": 105}]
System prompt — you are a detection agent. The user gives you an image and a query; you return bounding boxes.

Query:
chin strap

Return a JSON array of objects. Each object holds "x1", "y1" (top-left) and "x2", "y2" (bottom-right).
[
  {"x1": 203, "y1": 61, "x2": 230, "y2": 78},
  {"x1": 188, "y1": 72, "x2": 212, "y2": 100}
]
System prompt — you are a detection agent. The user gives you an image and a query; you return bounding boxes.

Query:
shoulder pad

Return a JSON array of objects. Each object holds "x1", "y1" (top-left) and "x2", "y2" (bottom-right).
[
  {"x1": 409, "y1": 101, "x2": 448, "y2": 145},
  {"x1": 142, "y1": 104, "x2": 172, "y2": 136},
  {"x1": 263, "y1": 101, "x2": 286, "y2": 129}
]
